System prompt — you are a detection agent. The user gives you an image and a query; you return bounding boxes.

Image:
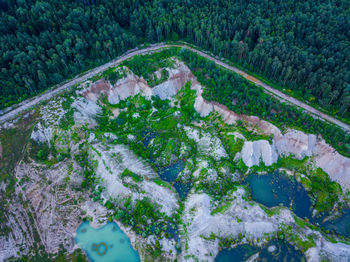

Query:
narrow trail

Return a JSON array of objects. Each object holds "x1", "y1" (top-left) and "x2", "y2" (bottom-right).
[{"x1": 1, "y1": 43, "x2": 349, "y2": 132}]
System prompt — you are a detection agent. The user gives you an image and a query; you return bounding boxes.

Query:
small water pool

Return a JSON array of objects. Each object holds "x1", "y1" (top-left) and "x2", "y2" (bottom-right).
[
  {"x1": 215, "y1": 239, "x2": 305, "y2": 262},
  {"x1": 215, "y1": 244, "x2": 258, "y2": 262},
  {"x1": 174, "y1": 181, "x2": 192, "y2": 200},
  {"x1": 322, "y1": 209, "x2": 350, "y2": 237},
  {"x1": 246, "y1": 171, "x2": 313, "y2": 220},
  {"x1": 142, "y1": 130, "x2": 157, "y2": 147},
  {"x1": 158, "y1": 160, "x2": 185, "y2": 182},
  {"x1": 75, "y1": 221, "x2": 140, "y2": 262}
]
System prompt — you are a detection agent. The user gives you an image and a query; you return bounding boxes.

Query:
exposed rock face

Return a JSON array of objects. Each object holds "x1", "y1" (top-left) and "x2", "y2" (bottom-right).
[
  {"x1": 152, "y1": 61, "x2": 194, "y2": 100},
  {"x1": 194, "y1": 96, "x2": 213, "y2": 117},
  {"x1": 274, "y1": 130, "x2": 317, "y2": 159},
  {"x1": 82, "y1": 79, "x2": 111, "y2": 102},
  {"x1": 180, "y1": 189, "x2": 294, "y2": 261},
  {"x1": 191, "y1": 72, "x2": 350, "y2": 190},
  {"x1": 31, "y1": 122, "x2": 53, "y2": 144},
  {"x1": 108, "y1": 72, "x2": 151, "y2": 104},
  {"x1": 10, "y1": 161, "x2": 108, "y2": 257},
  {"x1": 313, "y1": 140, "x2": 350, "y2": 189},
  {"x1": 72, "y1": 97, "x2": 101, "y2": 127},
  {"x1": 91, "y1": 143, "x2": 179, "y2": 216},
  {"x1": 320, "y1": 240, "x2": 350, "y2": 262},
  {"x1": 81, "y1": 71, "x2": 151, "y2": 105},
  {"x1": 0, "y1": 196, "x2": 35, "y2": 261},
  {"x1": 241, "y1": 140, "x2": 278, "y2": 167}
]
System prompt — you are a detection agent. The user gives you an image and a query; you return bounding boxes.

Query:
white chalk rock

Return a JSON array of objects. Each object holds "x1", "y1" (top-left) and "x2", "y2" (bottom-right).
[
  {"x1": 274, "y1": 130, "x2": 316, "y2": 159},
  {"x1": 108, "y1": 72, "x2": 152, "y2": 104},
  {"x1": 241, "y1": 140, "x2": 278, "y2": 167},
  {"x1": 31, "y1": 122, "x2": 53, "y2": 144},
  {"x1": 194, "y1": 96, "x2": 213, "y2": 117},
  {"x1": 152, "y1": 61, "x2": 193, "y2": 100}
]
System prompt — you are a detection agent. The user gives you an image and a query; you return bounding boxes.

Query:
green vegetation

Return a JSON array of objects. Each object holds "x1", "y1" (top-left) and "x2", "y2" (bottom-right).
[
  {"x1": 101, "y1": 67, "x2": 125, "y2": 86},
  {"x1": 277, "y1": 156, "x2": 309, "y2": 171},
  {"x1": 59, "y1": 91, "x2": 76, "y2": 130},
  {"x1": 278, "y1": 224, "x2": 316, "y2": 253},
  {"x1": 74, "y1": 148, "x2": 97, "y2": 189},
  {"x1": 0, "y1": 113, "x2": 36, "y2": 237},
  {"x1": 112, "y1": 197, "x2": 176, "y2": 239},
  {"x1": 2, "y1": 0, "x2": 350, "y2": 125},
  {"x1": 89, "y1": 66, "x2": 125, "y2": 86},
  {"x1": 211, "y1": 201, "x2": 233, "y2": 215},
  {"x1": 153, "y1": 178, "x2": 172, "y2": 190},
  {"x1": 122, "y1": 51, "x2": 175, "y2": 87},
  {"x1": 116, "y1": 48, "x2": 350, "y2": 158},
  {"x1": 176, "y1": 48, "x2": 350, "y2": 157},
  {"x1": 121, "y1": 168, "x2": 144, "y2": 182},
  {"x1": 307, "y1": 168, "x2": 342, "y2": 214}
]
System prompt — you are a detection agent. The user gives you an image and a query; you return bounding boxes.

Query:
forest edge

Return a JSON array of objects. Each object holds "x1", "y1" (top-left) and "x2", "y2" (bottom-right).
[{"x1": 1, "y1": 42, "x2": 349, "y2": 133}]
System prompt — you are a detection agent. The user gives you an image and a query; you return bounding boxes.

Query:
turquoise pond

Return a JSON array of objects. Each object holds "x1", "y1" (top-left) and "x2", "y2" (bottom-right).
[
  {"x1": 245, "y1": 171, "x2": 313, "y2": 220},
  {"x1": 215, "y1": 239, "x2": 305, "y2": 262},
  {"x1": 75, "y1": 221, "x2": 140, "y2": 262}
]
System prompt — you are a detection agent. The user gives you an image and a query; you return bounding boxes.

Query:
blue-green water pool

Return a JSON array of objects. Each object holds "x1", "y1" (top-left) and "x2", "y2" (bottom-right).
[
  {"x1": 322, "y1": 209, "x2": 350, "y2": 237},
  {"x1": 246, "y1": 171, "x2": 313, "y2": 220},
  {"x1": 159, "y1": 160, "x2": 185, "y2": 182},
  {"x1": 215, "y1": 239, "x2": 305, "y2": 262},
  {"x1": 75, "y1": 221, "x2": 140, "y2": 262}
]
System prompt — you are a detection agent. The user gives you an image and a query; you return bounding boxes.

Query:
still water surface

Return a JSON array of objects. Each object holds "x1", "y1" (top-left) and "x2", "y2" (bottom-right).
[{"x1": 76, "y1": 221, "x2": 140, "y2": 262}]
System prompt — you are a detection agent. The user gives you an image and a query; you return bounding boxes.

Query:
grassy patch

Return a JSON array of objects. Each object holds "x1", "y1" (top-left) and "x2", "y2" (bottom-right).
[
  {"x1": 277, "y1": 155, "x2": 309, "y2": 171},
  {"x1": 308, "y1": 168, "x2": 342, "y2": 214},
  {"x1": 0, "y1": 113, "x2": 37, "y2": 176},
  {"x1": 59, "y1": 92, "x2": 75, "y2": 130},
  {"x1": 153, "y1": 178, "x2": 172, "y2": 190},
  {"x1": 89, "y1": 66, "x2": 125, "y2": 85},
  {"x1": 211, "y1": 201, "x2": 232, "y2": 215},
  {"x1": 219, "y1": 133, "x2": 244, "y2": 158},
  {"x1": 121, "y1": 168, "x2": 144, "y2": 182},
  {"x1": 122, "y1": 49, "x2": 177, "y2": 87}
]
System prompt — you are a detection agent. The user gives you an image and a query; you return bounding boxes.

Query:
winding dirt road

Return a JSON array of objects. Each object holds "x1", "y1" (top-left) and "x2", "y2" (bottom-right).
[{"x1": 1, "y1": 43, "x2": 349, "y2": 132}]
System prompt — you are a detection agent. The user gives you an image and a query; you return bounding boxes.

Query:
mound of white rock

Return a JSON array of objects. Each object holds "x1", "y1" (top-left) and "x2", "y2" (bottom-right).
[{"x1": 241, "y1": 140, "x2": 278, "y2": 167}]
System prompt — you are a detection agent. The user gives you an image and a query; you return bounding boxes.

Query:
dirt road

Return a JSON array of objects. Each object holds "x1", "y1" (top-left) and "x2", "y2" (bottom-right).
[{"x1": 1, "y1": 43, "x2": 349, "y2": 132}]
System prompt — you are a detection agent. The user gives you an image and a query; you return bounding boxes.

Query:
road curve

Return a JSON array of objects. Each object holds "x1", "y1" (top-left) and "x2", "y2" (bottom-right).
[{"x1": 1, "y1": 43, "x2": 349, "y2": 132}]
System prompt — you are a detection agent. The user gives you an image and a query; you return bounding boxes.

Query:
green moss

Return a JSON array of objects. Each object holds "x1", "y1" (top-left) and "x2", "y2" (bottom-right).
[
  {"x1": 122, "y1": 50, "x2": 177, "y2": 87},
  {"x1": 88, "y1": 66, "x2": 125, "y2": 85},
  {"x1": 200, "y1": 232, "x2": 216, "y2": 241},
  {"x1": 121, "y1": 168, "x2": 144, "y2": 182},
  {"x1": 59, "y1": 92, "x2": 75, "y2": 130},
  {"x1": 308, "y1": 168, "x2": 342, "y2": 213},
  {"x1": 259, "y1": 205, "x2": 282, "y2": 217},
  {"x1": 277, "y1": 155, "x2": 309, "y2": 171},
  {"x1": 219, "y1": 133, "x2": 244, "y2": 158},
  {"x1": 211, "y1": 201, "x2": 233, "y2": 215},
  {"x1": 153, "y1": 178, "x2": 172, "y2": 190}
]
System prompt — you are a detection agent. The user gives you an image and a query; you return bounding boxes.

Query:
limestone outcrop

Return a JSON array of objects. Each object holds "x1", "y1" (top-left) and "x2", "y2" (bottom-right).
[
  {"x1": 241, "y1": 140, "x2": 278, "y2": 167},
  {"x1": 192, "y1": 72, "x2": 350, "y2": 190},
  {"x1": 274, "y1": 130, "x2": 317, "y2": 159}
]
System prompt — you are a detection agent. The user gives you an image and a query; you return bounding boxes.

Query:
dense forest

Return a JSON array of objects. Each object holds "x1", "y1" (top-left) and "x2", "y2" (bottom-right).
[{"x1": 0, "y1": 0, "x2": 349, "y2": 119}]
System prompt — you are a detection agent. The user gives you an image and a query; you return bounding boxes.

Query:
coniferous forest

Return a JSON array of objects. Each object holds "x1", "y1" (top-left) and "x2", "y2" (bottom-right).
[{"x1": 0, "y1": 0, "x2": 349, "y2": 120}]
